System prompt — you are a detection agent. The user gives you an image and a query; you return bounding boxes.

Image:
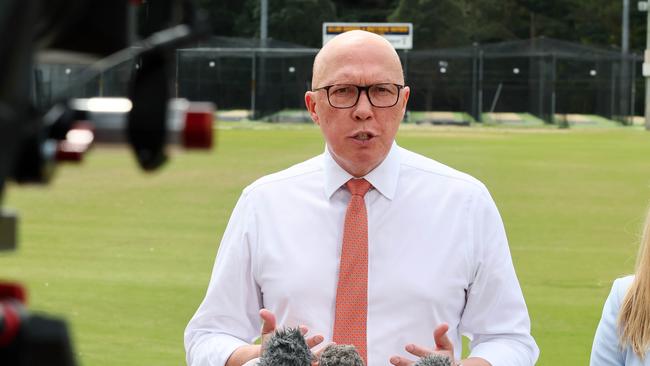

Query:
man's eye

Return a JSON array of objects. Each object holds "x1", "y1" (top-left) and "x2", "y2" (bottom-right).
[
  {"x1": 373, "y1": 85, "x2": 394, "y2": 94},
  {"x1": 331, "y1": 87, "x2": 351, "y2": 95}
]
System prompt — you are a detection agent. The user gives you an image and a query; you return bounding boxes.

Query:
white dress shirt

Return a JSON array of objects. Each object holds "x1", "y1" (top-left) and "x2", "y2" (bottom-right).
[
  {"x1": 590, "y1": 276, "x2": 650, "y2": 365},
  {"x1": 185, "y1": 143, "x2": 539, "y2": 366}
]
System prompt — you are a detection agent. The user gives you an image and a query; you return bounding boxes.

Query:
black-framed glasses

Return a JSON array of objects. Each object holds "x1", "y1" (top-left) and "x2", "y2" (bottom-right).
[{"x1": 312, "y1": 83, "x2": 404, "y2": 109}]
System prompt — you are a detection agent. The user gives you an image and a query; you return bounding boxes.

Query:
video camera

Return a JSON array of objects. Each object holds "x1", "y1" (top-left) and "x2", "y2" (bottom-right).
[{"x1": 0, "y1": 0, "x2": 211, "y2": 363}]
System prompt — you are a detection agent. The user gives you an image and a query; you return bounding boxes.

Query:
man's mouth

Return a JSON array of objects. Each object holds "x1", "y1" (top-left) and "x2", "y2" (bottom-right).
[{"x1": 353, "y1": 132, "x2": 374, "y2": 141}]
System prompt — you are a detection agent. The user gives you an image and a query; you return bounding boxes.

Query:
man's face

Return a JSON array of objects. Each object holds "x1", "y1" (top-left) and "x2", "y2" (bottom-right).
[{"x1": 305, "y1": 33, "x2": 410, "y2": 177}]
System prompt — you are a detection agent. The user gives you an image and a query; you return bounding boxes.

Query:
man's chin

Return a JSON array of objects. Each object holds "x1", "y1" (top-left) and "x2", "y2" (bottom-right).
[{"x1": 347, "y1": 156, "x2": 385, "y2": 177}]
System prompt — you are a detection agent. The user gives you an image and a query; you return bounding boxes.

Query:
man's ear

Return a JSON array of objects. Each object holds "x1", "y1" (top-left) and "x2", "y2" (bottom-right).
[
  {"x1": 305, "y1": 91, "x2": 320, "y2": 125},
  {"x1": 400, "y1": 86, "x2": 410, "y2": 113}
]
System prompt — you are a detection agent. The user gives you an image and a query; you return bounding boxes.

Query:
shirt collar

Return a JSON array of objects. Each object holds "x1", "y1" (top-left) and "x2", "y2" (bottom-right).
[{"x1": 322, "y1": 142, "x2": 401, "y2": 200}]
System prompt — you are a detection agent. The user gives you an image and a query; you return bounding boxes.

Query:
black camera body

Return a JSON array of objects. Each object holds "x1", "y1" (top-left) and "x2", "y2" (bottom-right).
[
  {"x1": 0, "y1": 283, "x2": 75, "y2": 365},
  {"x1": 0, "y1": 0, "x2": 210, "y2": 364}
]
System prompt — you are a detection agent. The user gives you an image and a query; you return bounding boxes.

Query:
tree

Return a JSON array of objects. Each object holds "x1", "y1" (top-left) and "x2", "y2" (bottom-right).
[
  {"x1": 510, "y1": 0, "x2": 575, "y2": 40},
  {"x1": 196, "y1": 0, "x2": 247, "y2": 37},
  {"x1": 454, "y1": 0, "x2": 518, "y2": 43},
  {"x1": 195, "y1": 0, "x2": 647, "y2": 53},
  {"x1": 388, "y1": 0, "x2": 463, "y2": 48},
  {"x1": 333, "y1": 0, "x2": 399, "y2": 22},
  {"x1": 234, "y1": 0, "x2": 336, "y2": 47},
  {"x1": 388, "y1": 0, "x2": 516, "y2": 48}
]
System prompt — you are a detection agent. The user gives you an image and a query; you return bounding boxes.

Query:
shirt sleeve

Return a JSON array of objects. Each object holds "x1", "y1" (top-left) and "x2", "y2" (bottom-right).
[
  {"x1": 184, "y1": 191, "x2": 262, "y2": 366},
  {"x1": 589, "y1": 279, "x2": 627, "y2": 366},
  {"x1": 459, "y1": 188, "x2": 539, "y2": 366}
]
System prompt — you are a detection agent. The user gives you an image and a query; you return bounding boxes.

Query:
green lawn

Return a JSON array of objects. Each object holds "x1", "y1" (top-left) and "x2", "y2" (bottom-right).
[{"x1": 3, "y1": 123, "x2": 650, "y2": 365}]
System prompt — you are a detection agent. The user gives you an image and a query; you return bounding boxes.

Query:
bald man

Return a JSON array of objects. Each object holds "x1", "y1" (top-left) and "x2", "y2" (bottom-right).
[{"x1": 185, "y1": 31, "x2": 538, "y2": 366}]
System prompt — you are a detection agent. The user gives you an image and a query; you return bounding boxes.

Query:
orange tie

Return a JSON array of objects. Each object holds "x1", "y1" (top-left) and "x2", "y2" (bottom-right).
[{"x1": 333, "y1": 178, "x2": 372, "y2": 365}]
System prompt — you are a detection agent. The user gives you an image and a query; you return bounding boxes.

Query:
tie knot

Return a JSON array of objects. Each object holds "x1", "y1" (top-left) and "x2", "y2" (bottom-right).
[{"x1": 346, "y1": 178, "x2": 371, "y2": 197}]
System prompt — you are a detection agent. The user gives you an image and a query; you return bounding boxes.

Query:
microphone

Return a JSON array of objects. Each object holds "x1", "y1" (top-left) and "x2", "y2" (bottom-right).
[
  {"x1": 257, "y1": 328, "x2": 366, "y2": 366},
  {"x1": 259, "y1": 327, "x2": 312, "y2": 366},
  {"x1": 319, "y1": 344, "x2": 364, "y2": 366},
  {"x1": 414, "y1": 354, "x2": 453, "y2": 366}
]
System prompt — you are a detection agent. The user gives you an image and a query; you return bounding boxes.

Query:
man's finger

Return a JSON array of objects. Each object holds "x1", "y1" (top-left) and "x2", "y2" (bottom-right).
[
  {"x1": 310, "y1": 341, "x2": 334, "y2": 366},
  {"x1": 433, "y1": 323, "x2": 453, "y2": 351},
  {"x1": 299, "y1": 325, "x2": 309, "y2": 336},
  {"x1": 404, "y1": 344, "x2": 435, "y2": 358},
  {"x1": 260, "y1": 309, "x2": 276, "y2": 336},
  {"x1": 312, "y1": 341, "x2": 335, "y2": 359},
  {"x1": 389, "y1": 355, "x2": 415, "y2": 366},
  {"x1": 305, "y1": 335, "x2": 325, "y2": 349}
]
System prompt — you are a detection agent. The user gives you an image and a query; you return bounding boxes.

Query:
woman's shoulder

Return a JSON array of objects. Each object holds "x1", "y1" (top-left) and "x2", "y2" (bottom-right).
[
  {"x1": 613, "y1": 275, "x2": 635, "y2": 292},
  {"x1": 610, "y1": 275, "x2": 635, "y2": 304}
]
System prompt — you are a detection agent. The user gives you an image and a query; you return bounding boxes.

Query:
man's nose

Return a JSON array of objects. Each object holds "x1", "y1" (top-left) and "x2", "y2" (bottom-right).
[{"x1": 353, "y1": 89, "x2": 373, "y2": 120}]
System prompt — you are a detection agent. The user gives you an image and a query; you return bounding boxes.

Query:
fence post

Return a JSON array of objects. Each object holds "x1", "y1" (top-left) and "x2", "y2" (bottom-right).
[
  {"x1": 620, "y1": 57, "x2": 630, "y2": 125},
  {"x1": 537, "y1": 56, "x2": 545, "y2": 121},
  {"x1": 631, "y1": 55, "x2": 637, "y2": 123},
  {"x1": 251, "y1": 51, "x2": 256, "y2": 119},
  {"x1": 610, "y1": 62, "x2": 617, "y2": 120},
  {"x1": 471, "y1": 43, "x2": 478, "y2": 121},
  {"x1": 477, "y1": 49, "x2": 484, "y2": 122},
  {"x1": 551, "y1": 54, "x2": 556, "y2": 124}
]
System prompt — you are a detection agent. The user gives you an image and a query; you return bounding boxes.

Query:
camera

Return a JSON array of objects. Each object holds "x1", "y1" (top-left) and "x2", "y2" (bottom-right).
[{"x1": 1, "y1": 0, "x2": 211, "y2": 363}]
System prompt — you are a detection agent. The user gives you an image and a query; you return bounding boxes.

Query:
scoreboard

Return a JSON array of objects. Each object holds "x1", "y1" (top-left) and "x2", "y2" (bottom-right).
[{"x1": 322, "y1": 22, "x2": 413, "y2": 49}]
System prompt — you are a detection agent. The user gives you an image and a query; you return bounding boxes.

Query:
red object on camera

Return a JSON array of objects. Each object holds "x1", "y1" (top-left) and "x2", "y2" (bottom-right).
[
  {"x1": 182, "y1": 103, "x2": 214, "y2": 149},
  {"x1": 0, "y1": 282, "x2": 25, "y2": 346},
  {"x1": 0, "y1": 282, "x2": 26, "y2": 304},
  {"x1": 56, "y1": 121, "x2": 95, "y2": 162},
  {"x1": 0, "y1": 302, "x2": 21, "y2": 346}
]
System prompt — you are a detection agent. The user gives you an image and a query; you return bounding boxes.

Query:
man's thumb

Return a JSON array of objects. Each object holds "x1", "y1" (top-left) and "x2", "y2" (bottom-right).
[
  {"x1": 433, "y1": 323, "x2": 452, "y2": 351},
  {"x1": 260, "y1": 309, "x2": 276, "y2": 335}
]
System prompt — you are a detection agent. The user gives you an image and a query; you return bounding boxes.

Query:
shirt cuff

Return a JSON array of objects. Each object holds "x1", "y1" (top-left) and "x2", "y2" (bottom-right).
[
  {"x1": 188, "y1": 334, "x2": 251, "y2": 366},
  {"x1": 469, "y1": 339, "x2": 537, "y2": 366}
]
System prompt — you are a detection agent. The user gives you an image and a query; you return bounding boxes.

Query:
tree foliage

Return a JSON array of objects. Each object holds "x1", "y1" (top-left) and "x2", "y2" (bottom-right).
[
  {"x1": 199, "y1": 0, "x2": 647, "y2": 52},
  {"x1": 196, "y1": 0, "x2": 247, "y2": 37},
  {"x1": 200, "y1": 0, "x2": 335, "y2": 47},
  {"x1": 388, "y1": 0, "x2": 517, "y2": 48}
]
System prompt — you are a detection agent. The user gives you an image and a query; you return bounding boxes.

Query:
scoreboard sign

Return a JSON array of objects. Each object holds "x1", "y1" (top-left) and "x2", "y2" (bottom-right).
[{"x1": 322, "y1": 22, "x2": 413, "y2": 49}]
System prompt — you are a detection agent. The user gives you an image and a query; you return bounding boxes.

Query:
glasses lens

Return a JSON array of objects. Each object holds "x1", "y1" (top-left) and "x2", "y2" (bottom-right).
[
  {"x1": 327, "y1": 84, "x2": 358, "y2": 108},
  {"x1": 368, "y1": 84, "x2": 400, "y2": 107}
]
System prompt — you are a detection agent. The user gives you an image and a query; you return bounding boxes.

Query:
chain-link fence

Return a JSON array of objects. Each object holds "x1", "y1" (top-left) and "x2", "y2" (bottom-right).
[
  {"x1": 33, "y1": 59, "x2": 134, "y2": 111},
  {"x1": 403, "y1": 38, "x2": 640, "y2": 124},
  {"x1": 35, "y1": 37, "x2": 642, "y2": 124},
  {"x1": 177, "y1": 47, "x2": 316, "y2": 119}
]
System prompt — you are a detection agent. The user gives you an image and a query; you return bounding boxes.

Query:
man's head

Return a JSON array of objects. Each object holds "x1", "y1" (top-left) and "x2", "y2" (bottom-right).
[{"x1": 305, "y1": 30, "x2": 410, "y2": 177}]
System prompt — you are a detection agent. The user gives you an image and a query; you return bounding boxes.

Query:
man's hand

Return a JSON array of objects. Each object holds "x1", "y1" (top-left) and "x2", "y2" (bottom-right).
[
  {"x1": 389, "y1": 323, "x2": 455, "y2": 366},
  {"x1": 227, "y1": 309, "x2": 326, "y2": 366},
  {"x1": 261, "y1": 309, "x2": 328, "y2": 365},
  {"x1": 259, "y1": 308, "x2": 277, "y2": 351},
  {"x1": 389, "y1": 323, "x2": 491, "y2": 366}
]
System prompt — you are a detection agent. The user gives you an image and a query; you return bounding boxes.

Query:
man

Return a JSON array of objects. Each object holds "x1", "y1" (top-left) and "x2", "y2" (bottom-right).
[{"x1": 185, "y1": 30, "x2": 538, "y2": 366}]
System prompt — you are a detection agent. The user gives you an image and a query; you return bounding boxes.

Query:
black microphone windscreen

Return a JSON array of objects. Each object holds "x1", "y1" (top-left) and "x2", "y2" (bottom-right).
[
  {"x1": 414, "y1": 354, "x2": 453, "y2": 366},
  {"x1": 319, "y1": 344, "x2": 364, "y2": 366},
  {"x1": 259, "y1": 327, "x2": 312, "y2": 366}
]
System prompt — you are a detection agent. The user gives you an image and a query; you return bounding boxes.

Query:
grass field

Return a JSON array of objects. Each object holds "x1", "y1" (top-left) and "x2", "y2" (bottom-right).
[{"x1": 3, "y1": 122, "x2": 650, "y2": 365}]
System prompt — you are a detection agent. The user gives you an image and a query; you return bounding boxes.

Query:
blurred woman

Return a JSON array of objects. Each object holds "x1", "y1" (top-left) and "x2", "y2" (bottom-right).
[{"x1": 591, "y1": 210, "x2": 650, "y2": 365}]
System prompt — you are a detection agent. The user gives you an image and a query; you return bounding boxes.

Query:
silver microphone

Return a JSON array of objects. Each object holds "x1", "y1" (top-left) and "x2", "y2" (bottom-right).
[
  {"x1": 259, "y1": 327, "x2": 312, "y2": 366},
  {"x1": 414, "y1": 354, "x2": 453, "y2": 366},
  {"x1": 319, "y1": 344, "x2": 364, "y2": 366}
]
